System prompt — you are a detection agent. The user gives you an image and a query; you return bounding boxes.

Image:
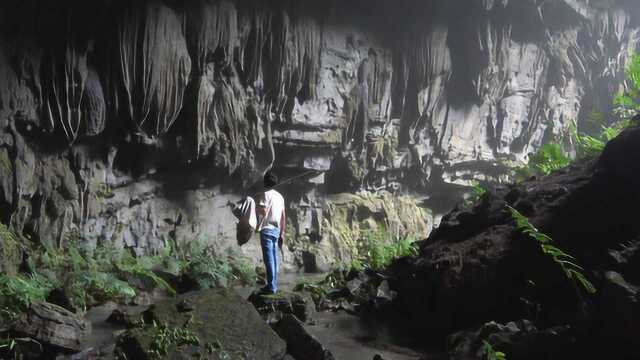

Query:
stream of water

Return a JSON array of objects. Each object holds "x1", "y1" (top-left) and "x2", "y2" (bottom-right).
[{"x1": 79, "y1": 273, "x2": 435, "y2": 360}]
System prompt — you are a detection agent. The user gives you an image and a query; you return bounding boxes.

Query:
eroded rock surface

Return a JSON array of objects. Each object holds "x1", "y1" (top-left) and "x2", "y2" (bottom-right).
[
  {"x1": 0, "y1": 0, "x2": 638, "y2": 271},
  {"x1": 12, "y1": 301, "x2": 91, "y2": 352}
]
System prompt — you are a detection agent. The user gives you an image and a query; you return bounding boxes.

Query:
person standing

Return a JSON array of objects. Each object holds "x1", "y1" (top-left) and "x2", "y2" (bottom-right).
[{"x1": 256, "y1": 171, "x2": 286, "y2": 294}]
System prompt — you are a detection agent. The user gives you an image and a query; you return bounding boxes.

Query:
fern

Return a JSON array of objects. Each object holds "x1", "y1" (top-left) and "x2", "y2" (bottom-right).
[
  {"x1": 116, "y1": 251, "x2": 176, "y2": 295},
  {"x1": 528, "y1": 143, "x2": 571, "y2": 176},
  {"x1": 0, "y1": 273, "x2": 53, "y2": 323},
  {"x1": 572, "y1": 119, "x2": 631, "y2": 158},
  {"x1": 464, "y1": 183, "x2": 487, "y2": 208},
  {"x1": 483, "y1": 341, "x2": 507, "y2": 360},
  {"x1": 507, "y1": 206, "x2": 596, "y2": 294},
  {"x1": 355, "y1": 226, "x2": 418, "y2": 271},
  {"x1": 69, "y1": 272, "x2": 136, "y2": 311},
  {"x1": 147, "y1": 322, "x2": 200, "y2": 358}
]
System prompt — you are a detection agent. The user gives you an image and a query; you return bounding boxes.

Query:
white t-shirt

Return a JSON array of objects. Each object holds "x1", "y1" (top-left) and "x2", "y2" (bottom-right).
[{"x1": 257, "y1": 189, "x2": 285, "y2": 231}]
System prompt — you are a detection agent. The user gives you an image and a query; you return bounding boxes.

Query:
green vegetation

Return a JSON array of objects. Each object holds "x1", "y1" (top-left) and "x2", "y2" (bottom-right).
[
  {"x1": 614, "y1": 53, "x2": 640, "y2": 119},
  {"x1": 0, "y1": 335, "x2": 38, "y2": 360},
  {"x1": 293, "y1": 270, "x2": 346, "y2": 300},
  {"x1": 96, "y1": 183, "x2": 115, "y2": 199},
  {"x1": 528, "y1": 143, "x2": 572, "y2": 176},
  {"x1": 512, "y1": 52, "x2": 640, "y2": 181},
  {"x1": 483, "y1": 341, "x2": 507, "y2": 360},
  {"x1": 31, "y1": 238, "x2": 170, "y2": 311},
  {"x1": 507, "y1": 206, "x2": 596, "y2": 294},
  {"x1": 0, "y1": 273, "x2": 52, "y2": 324},
  {"x1": 294, "y1": 225, "x2": 418, "y2": 303},
  {"x1": 572, "y1": 119, "x2": 632, "y2": 158},
  {"x1": 514, "y1": 119, "x2": 631, "y2": 180},
  {"x1": 464, "y1": 182, "x2": 488, "y2": 208},
  {"x1": 147, "y1": 321, "x2": 200, "y2": 359},
  {"x1": 350, "y1": 226, "x2": 418, "y2": 272},
  {"x1": 160, "y1": 236, "x2": 258, "y2": 289},
  {"x1": 0, "y1": 221, "x2": 257, "y2": 326},
  {"x1": 0, "y1": 223, "x2": 21, "y2": 276}
]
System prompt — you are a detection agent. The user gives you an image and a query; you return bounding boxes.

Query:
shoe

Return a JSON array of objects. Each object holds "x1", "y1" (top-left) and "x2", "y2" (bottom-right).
[{"x1": 258, "y1": 286, "x2": 275, "y2": 295}]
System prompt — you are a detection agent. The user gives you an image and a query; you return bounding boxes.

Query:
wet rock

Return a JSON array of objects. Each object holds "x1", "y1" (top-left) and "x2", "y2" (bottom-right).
[
  {"x1": 598, "y1": 271, "x2": 640, "y2": 355},
  {"x1": 343, "y1": 271, "x2": 386, "y2": 305},
  {"x1": 249, "y1": 291, "x2": 316, "y2": 324},
  {"x1": 107, "y1": 307, "x2": 145, "y2": 328},
  {"x1": 55, "y1": 345, "x2": 114, "y2": 360},
  {"x1": 115, "y1": 289, "x2": 285, "y2": 359},
  {"x1": 11, "y1": 301, "x2": 91, "y2": 352},
  {"x1": 273, "y1": 314, "x2": 335, "y2": 360},
  {"x1": 448, "y1": 320, "x2": 575, "y2": 360}
]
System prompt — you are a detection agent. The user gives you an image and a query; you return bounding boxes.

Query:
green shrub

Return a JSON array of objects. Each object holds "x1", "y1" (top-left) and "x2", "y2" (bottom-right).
[{"x1": 507, "y1": 206, "x2": 596, "y2": 294}]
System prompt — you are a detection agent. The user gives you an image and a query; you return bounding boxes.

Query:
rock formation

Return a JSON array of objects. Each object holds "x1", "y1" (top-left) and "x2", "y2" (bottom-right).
[
  {"x1": 0, "y1": 0, "x2": 638, "y2": 270},
  {"x1": 385, "y1": 125, "x2": 640, "y2": 359}
]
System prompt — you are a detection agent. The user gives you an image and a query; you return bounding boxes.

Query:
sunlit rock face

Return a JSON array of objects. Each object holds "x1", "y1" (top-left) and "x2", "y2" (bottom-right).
[{"x1": 0, "y1": 0, "x2": 637, "y2": 270}]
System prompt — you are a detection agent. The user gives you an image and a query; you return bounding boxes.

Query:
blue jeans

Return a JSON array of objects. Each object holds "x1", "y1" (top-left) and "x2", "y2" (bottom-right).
[{"x1": 260, "y1": 227, "x2": 280, "y2": 293}]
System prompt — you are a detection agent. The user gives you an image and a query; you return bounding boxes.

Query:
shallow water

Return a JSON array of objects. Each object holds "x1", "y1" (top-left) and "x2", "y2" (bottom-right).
[
  {"x1": 304, "y1": 311, "x2": 427, "y2": 360},
  {"x1": 80, "y1": 272, "x2": 436, "y2": 360}
]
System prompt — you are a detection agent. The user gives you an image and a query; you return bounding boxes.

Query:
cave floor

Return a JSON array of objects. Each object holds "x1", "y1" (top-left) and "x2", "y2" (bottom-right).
[{"x1": 79, "y1": 272, "x2": 440, "y2": 359}]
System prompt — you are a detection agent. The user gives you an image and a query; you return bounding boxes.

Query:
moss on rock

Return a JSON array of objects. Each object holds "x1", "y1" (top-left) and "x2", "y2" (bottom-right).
[{"x1": 115, "y1": 288, "x2": 286, "y2": 359}]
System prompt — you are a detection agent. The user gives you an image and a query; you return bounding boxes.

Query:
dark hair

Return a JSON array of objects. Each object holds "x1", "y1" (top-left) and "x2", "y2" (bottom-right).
[{"x1": 264, "y1": 171, "x2": 278, "y2": 188}]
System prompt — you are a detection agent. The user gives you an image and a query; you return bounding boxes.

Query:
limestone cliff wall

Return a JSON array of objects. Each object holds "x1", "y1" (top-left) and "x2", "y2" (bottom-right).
[{"x1": 0, "y1": 0, "x2": 637, "y2": 270}]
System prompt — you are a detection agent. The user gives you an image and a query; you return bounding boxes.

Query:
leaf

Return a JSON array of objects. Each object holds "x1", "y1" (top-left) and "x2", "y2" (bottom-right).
[{"x1": 507, "y1": 205, "x2": 597, "y2": 295}]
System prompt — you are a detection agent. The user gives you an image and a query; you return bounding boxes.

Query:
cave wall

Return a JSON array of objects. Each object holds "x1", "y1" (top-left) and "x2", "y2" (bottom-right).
[{"x1": 0, "y1": 0, "x2": 637, "y2": 271}]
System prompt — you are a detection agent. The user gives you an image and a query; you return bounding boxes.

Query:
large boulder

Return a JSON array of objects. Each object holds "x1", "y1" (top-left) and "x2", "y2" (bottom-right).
[
  {"x1": 386, "y1": 126, "x2": 640, "y2": 358},
  {"x1": 273, "y1": 314, "x2": 335, "y2": 360},
  {"x1": 12, "y1": 301, "x2": 91, "y2": 352},
  {"x1": 115, "y1": 289, "x2": 286, "y2": 359}
]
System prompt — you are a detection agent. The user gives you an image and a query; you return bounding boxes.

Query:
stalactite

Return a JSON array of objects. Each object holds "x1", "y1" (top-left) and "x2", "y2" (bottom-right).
[
  {"x1": 188, "y1": 0, "x2": 240, "y2": 160},
  {"x1": 264, "y1": 9, "x2": 322, "y2": 120},
  {"x1": 237, "y1": 6, "x2": 271, "y2": 88},
  {"x1": 188, "y1": 0, "x2": 238, "y2": 73},
  {"x1": 115, "y1": 2, "x2": 191, "y2": 138},
  {"x1": 0, "y1": 48, "x2": 41, "y2": 129},
  {"x1": 82, "y1": 68, "x2": 106, "y2": 136},
  {"x1": 210, "y1": 79, "x2": 246, "y2": 172},
  {"x1": 43, "y1": 35, "x2": 89, "y2": 143},
  {"x1": 398, "y1": 27, "x2": 452, "y2": 144}
]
